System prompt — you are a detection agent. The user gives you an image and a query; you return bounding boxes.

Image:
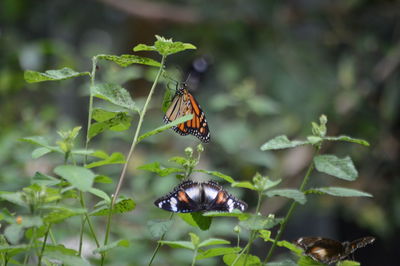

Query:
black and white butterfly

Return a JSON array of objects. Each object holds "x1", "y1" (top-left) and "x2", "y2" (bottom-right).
[
  {"x1": 294, "y1": 236, "x2": 375, "y2": 264},
  {"x1": 154, "y1": 180, "x2": 247, "y2": 213}
]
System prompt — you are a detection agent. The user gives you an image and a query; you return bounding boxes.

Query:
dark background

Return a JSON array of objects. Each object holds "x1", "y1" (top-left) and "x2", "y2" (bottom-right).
[{"x1": 1, "y1": 0, "x2": 399, "y2": 265}]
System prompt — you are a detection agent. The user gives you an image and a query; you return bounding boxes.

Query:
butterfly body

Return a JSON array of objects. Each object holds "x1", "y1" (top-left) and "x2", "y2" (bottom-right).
[
  {"x1": 164, "y1": 84, "x2": 210, "y2": 143},
  {"x1": 294, "y1": 236, "x2": 375, "y2": 264},
  {"x1": 154, "y1": 180, "x2": 247, "y2": 213}
]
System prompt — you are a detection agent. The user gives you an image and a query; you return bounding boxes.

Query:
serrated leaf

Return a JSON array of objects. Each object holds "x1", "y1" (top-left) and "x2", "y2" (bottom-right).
[
  {"x1": 193, "y1": 170, "x2": 236, "y2": 184},
  {"x1": 203, "y1": 210, "x2": 250, "y2": 221},
  {"x1": 134, "y1": 35, "x2": 196, "y2": 56},
  {"x1": 24, "y1": 67, "x2": 90, "y2": 83},
  {"x1": 91, "y1": 83, "x2": 138, "y2": 111},
  {"x1": 86, "y1": 152, "x2": 126, "y2": 168},
  {"x1": 199, "y1": 238, "x2": 230, "y2": 248},
  {"x1": 158, "y1": 240, "x2": 195, "y2": 250},
  {"x1": 306, "y1": 187, "x2": 373, "y2": 197},
  {"x1": 54, "y1": 165, "x2": 95, "y2": 192},
  {"x1": 239, "y1": 215, "x2": 282, "y2": 231},
  {"x1": 196, "y1": 247, "x2": 241, "y2": 260},
  {"x1": 147, "y1": 220, "x2": 173, "y2": 238},
  {"x1": 324, "y1": 135, "x2": 369, "y2": 147},
  {"x1": 138, "y1": 114, "x2": 193, "y2": 142},
  {"x1": 44, "y1": 250, "x2": 91, "y2": 266},
  {"x1": 223, "y1": 253, "x2": 261, "y2": 266},
  {"x1": 88, "y1": 188, "x2": 111, "y2": 202},
  {"x1": 92, "y1": 108, "x2": 122, "y2": 122},
  {"x1": 90, "y1": 197, "x2": 135, "y2": 216},
  {"x1": 137, "y1": 162, "x2": 182, "y2": 177},
  {"x1": 93, "y1": 239, "x2": 130, "y2": 254},
  {"x1": 89, "y1": 112, "x2": 132, "y2": 139},
  {"x1": 178, "y1": 212, "x2": 212, "y2": 231},
  {"x1": 265, "y1": 189, "x2": 307, "y2": 204},
  {"x1": 42, "y1": 206, "x2": 86, "y2": 223},
  {"x1": 314, "y1": 155, "x2": 358, "y2": 181},
  {"x1": 97, "y1": 54, "x2": 161, "y2": 67},
  {"x1": 261, "y1": 135, "x2": 310, "y2": 150}
]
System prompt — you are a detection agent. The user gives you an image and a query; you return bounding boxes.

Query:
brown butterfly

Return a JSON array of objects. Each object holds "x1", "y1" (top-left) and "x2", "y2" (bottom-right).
[
  {"x1": 164, "y1": 83, "x2": 210, "y2": 143},
  {"x1": 294, "y1": 236, "x2": 375, "y2": 264}
]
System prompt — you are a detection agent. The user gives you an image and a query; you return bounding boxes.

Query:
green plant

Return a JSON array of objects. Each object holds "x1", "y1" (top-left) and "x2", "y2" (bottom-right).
[{"x1": 1, "y1": 34, "x2": 373, "y2": 266}]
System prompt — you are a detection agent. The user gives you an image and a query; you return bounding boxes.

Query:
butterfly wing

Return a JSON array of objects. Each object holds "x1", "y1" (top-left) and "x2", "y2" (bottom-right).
[
  {"x1": 344, "y1": 236, "x2": 375, "y2": 256},
  {"x1": 164, "y1": 86, "x2": 210, "y2": 143},
  {"x1": 154, "y1": 180, "x2": 201, "y2": 213},
  {"x1": 295, "y1": 237, "x2": 345, "y2": 264},
  {"x1": 202, "y1": 181, "x2": 248, "y2": 212}
]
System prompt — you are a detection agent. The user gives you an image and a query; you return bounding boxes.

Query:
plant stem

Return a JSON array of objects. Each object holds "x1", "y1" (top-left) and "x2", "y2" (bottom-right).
[
  {"x1": 148, "y1": 212, "x2": 174, "y2": 266},
  {"x1": 264, "y1": 147, "x2": 320, "y2": 263},
  {"x1": 191, "y1": 248, "x2": 198, "y2": 266},
  {"x1": 102, "y1": 56, "x2": 166, "y2": 265},
  {"x1": 84, "y1": 56, "x2": 97, "y2": 161},
  {"x1": 37, "y1": 223, "x2": 51, "y2": 266}
]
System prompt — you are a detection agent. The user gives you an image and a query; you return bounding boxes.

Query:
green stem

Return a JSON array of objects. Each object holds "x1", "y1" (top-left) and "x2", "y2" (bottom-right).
[
  {"x1": 49, "y1": 229, "x2": 56, "y2": 244},
  {"x1": 191, "y1": 248, "x2": 198, "y2": 266},
  {"x1": 37, "y1": 223, "x2": 51, "y2": 266},
  {"x1": 84, "y1": 56, "x2": 97, "y2": 162},
  {"x1": 264, "y1": 147, "x2": 320, "y2": 263},
  {"x1": 102, "y1": 56, "x2": 166, "y2": 265},
  {"x1": 148, "y1": 213, "x2": 174, "y2": 266}
]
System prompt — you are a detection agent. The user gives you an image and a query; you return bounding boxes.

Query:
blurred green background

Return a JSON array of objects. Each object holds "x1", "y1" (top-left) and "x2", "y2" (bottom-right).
[{"x1": 1, "y1": 0, "x2": 399, "y2": 265}]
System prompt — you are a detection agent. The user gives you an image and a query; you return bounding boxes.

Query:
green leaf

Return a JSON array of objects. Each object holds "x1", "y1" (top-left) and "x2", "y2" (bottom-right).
[
  {"x1": 89, "y1": 112, "x2": 132, "y2": 139},
  {"x1": 32, "y1": 147, "x2": 52, "y2": 158},
  {"x1": 0, "y1": 244, "x2": 29, "y2": 256},
  {"x1": 193, "y1": 170, "x2": 236, "y2": 184},
  {"x1": 324, "y1": 135, "x2": 370, "y2": 147},
  {"x1": 54, "y1": 165, "x2": 95, "y2": 192},
  {"x1": 24, "y1": 67, "x2": 90, "y2": 83},
  {"x1": 252, "y1": 173, "x2": 282, "y2": 192},
  {"x1": 31, "y1": 172, "x2": 60, "y2": 186},
  {"x1": 93, "y1": 239, "x2": 130, "y2": 254},
  {"x1": 277, "y1": 240, "x2": 303, "y2": 254},
  {"x1": 4, "y1": 224, "x2": 23, "y2": 244},
  {"x1": 88, "y1": 188, "x2": 111, "y2": 202},
  {"x1": 133, "y1": 35, "x2": 196, "y2": 56},
  {"x1": 91, "y1": 83, "x2": 138, "y2": 111},
  {"x1": 137, "y1": 162, "x2": 182, "y2": 177},
  {"x1": 232, "y1": 181, "x2": 257, "y2": 191},
  {"x1": 178, "y1": 212, "x2": 212, "y2": 231},
  {"x1": 168, "y1": 156, "x2": 188, "y2": 166},
  {"x1": 265, "y1": 259, "x2": 298, "y2": 266},
  {"x1": 305, "y1": 187, "x2": 373, "y2": 197},
  {"x1": 258, "y1": 230, "x2": 271, "y2": 241},
  {"x1": 203, "y1": 210, "x2": 250, "y2": 221},
  {"x1": 239, "y1": 215, "x2": 282, "y2": 230},
  {"x1": 41, "y1": 244, "x2": 78, "y2": 256},
  {"x1": 265, "y1": 189, "x2": 307, "y2": 204},
  {"x1": 297, "y1": 255, "x2": 325, "y2": 266},
  {"x1": 20, "y1": 136, "x2": 62, "y2": 154},
  {"x1": 158, "y1": 240, "x2": 195, "y2": 250},
  {"x1": 199, "y1": 238, "x2": 230, "y2": 248},
  {"x1": 42, "y1": 206, "x2": 86, "y2": 223},
  {"x1": 94, "y1": 175, "x2": 113, "y2": 184},
  {"x1": 138, "y1": 114, "x2": 193, "y2": 142},
  {"x1": 147, "y1": 220, "x2": 173, "y2": 238},
  {"x1": 196, "y1": 247, "x2": 241, "y2": 260},
  {"x1": 90, "y1": 197, "x2": 135, "y2": 216},
  {"x1": 92, "y1": 108, "x2": 127, "y2": 122},
  {"x1": 189, "y1": 232, "x2": 200, "y2": 247},
  {"x1": 314, "y1": 155, "x2": 358, "y2": 181},
  {"x1": 86, "y1": 152, "x2": 126, "y2": 168},
  {"x1": 44, "y1": 250, "x2": 91, "y2": 266},
  {"x1": 223, "y1": 253, "x2": 261, "y2": 266},
  {"x1": 261, "y1": 135, "x2": 310, "y2": 150},
  {"x1": 0, "y1": 192, "x2": 27, "y2": 208},
  {"x1": 97, "y1": 54, "x2": 161, "y2": 67},
  {"x1": 337, "y1": 260, "x2": 361, "y2": 266}
]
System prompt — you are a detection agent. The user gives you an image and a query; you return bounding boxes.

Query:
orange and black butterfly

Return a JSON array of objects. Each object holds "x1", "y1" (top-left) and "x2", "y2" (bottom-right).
[{"x1": 164, "y1": 83, "x2": 210, "y2": 143}]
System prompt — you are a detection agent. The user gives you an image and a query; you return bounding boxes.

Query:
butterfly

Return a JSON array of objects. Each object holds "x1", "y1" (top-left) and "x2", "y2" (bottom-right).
[
  {"x1": 154, "y1": 180, "x2": 247, "y2": 213},
  {"x1": 294, "y1": 236, "x2": 375, "y2": 264},
  {"x1": 164, "y1": 83, "x2": 210, "y2": 143}
]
